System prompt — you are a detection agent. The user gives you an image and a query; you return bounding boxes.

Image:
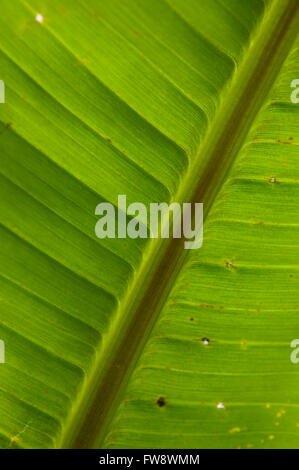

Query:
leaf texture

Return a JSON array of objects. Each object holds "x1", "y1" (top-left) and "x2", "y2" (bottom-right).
[{"x1": 0, "y1": 0, "x2": 298, "y2": 449}]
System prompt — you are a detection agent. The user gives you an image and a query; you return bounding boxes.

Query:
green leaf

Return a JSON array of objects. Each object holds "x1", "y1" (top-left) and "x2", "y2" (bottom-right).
[{"x1": 0, "y1": 0, "x2": 298, "y2": 449}]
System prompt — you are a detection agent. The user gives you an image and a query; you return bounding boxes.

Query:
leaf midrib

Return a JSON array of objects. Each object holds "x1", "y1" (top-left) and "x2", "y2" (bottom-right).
[{"x1": 59, "y1": 0, "x2": 299, "y2": 449}]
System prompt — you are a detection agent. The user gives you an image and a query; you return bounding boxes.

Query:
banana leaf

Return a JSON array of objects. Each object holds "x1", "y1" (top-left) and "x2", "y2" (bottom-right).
[{"x1": 0, "y1": 0, "x2": 298, "y2": 449}]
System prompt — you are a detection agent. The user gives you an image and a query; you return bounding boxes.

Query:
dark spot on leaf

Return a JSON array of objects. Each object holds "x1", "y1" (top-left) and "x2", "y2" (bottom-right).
[
  {"x1": 201, "y1": 337, "x2": 210, "y2": 345},
  {"x1": 290, "y1": 274, "x2": 294, "y2": 278},
  {"x1": 289, "y1": 137, "x2": 294, "y2": 141},
  {"x1": 106, "y1": 138, "x2": 112, "y2": 144},
  {"x1": 156, "y1": 397, "x2": 166, "y2": 407},
  {"x1": 0, "y1": 123, "x2": 12, "y2": 137},
  {"x1": 189, "y1": 317, "x2": 194, "y2": 321}
]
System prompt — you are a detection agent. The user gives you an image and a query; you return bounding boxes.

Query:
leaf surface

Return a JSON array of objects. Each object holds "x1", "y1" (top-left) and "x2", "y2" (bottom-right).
[{"x1": 0, "y1": 0, "x2": 298, "y2": 449}]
